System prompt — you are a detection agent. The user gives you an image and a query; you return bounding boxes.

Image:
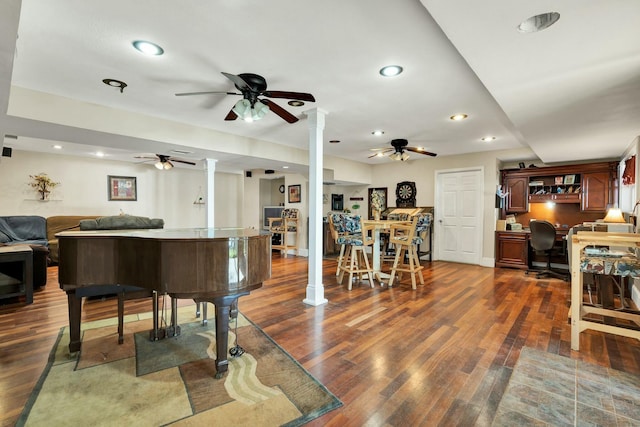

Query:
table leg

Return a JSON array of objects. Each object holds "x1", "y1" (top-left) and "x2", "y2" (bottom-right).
[{"x1": 67, "y1": 291, "x2": 82, "y2": 353}]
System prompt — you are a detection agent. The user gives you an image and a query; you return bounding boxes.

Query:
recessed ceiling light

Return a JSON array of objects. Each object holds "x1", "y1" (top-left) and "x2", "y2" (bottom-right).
[
  {"x1": 52, "y1": 145, "x2": 62, "y2": 149},
  {"x1": 329, "y1": 140, "x2": 340, "y2": 143},
  {"x1": 517, "y1": 12, "x2": 560, "y2": 33},
  {"x1": 282, "y1": 166, "x2": 289, "y2": 169},
  {"x1": 288, "y1": 100, "x2": 304, "y2": 107},
  {"x1": 379, "y1": 65, "x2": 403, "y2": 77},
  {"x1": 450, "y1": 114, "x2": 468, "y2": 121},
  {"x1": 132, "y1": 40, "x2": 164, "y2": 56},
  {"x1": 481, "y1": 136, "x2": 496, "y2": 142},
  {"x1": 371, "y1": 130, "x2": 385, "y2": 136},
  {"x1": 95, "y1": 151, "x2": 105, "y2": 157}
]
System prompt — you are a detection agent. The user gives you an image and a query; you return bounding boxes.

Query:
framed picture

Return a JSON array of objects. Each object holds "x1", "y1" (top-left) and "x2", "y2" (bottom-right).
[
  {"x1": 288, "y1": 184, "x2": 301, "y2": 203},
  {"x1": 108, "y1": 175, "x2": 137, "y2": 201},
  {"x1": 554, "y1": 176, "x2": 563, "y2": 185},
  {"x1": 368, "y1": 187, "x2": 387, "y2": 219},
  {"x1": 563, "y1": 175, "x2": 576, "y2": 185}
]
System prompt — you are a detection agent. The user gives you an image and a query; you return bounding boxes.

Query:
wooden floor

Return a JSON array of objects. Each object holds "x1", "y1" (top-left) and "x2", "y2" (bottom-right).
[{"x1": 2, "y1": 255, "x2": 640, "y2": 426}]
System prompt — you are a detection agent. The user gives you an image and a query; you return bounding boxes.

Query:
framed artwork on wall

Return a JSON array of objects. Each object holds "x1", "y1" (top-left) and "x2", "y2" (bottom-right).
[
  {"x1": 108, "y1": 175, "x2": 137, "y2": 201},
  {"x1": 563, "y1": 175, "x2": 575, "y2": 185},
  {"x1": 288, "y1": 184, "x2": 301, "y2": 203}
]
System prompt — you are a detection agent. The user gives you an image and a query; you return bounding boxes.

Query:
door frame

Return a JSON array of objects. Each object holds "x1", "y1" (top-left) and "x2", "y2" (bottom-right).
[{"x1": 434, "y1": 166, "x2": 484, "y2": 264}]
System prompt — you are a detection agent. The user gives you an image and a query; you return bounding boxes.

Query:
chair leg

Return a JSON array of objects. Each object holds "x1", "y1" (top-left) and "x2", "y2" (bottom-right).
[
  {"x1": 335, "y1": 244, "x2": 346, "y2": 276},
  {"x1": 389, "y1": 247, "x2": 403, "y2": 287},
  {"x1": 360, "y1": 248, "x2": 374, "y2": 288},
  {"x1": 338, "y1": 245, "x2": 351, "y2": 284},
  {"x1": 347, "y1": 246, "x2": 358, "y2": 290},
  {"x1": 117, "y1": 291, "x2": 125, "y2": 344}
]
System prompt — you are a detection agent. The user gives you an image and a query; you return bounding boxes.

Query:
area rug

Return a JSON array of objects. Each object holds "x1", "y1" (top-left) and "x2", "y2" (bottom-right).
[
  {"x1": 17, "y1": 306, "x2": 341, "y2": 426},
  {"x1": 493, "y1": 347, "x2": 640, "y2": 426}
]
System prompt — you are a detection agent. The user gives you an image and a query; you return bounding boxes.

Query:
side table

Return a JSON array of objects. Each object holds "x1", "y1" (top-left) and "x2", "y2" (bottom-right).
[{"x1": 0, "y1": 244, "x2": 34, "y2": 304}]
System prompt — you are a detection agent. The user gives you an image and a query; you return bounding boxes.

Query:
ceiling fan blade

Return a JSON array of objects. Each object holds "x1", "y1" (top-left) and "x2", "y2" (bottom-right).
[
  {"x1": 224, "y1": 109, "x2": 238, "y2": 121},
  {"x1": 262, "y1": 91, "x2": 316, "y2": 102},
  {"x1": 175, "y1": 91, "x2": 240, "y2": 97},
  {"x1": 261, "y1": 99, "x2": 298, "y2": 123},
  {"x1": 171, "y1": 159, "x2": 197, "y2": 166},
  {"x1": 221, "y1": 72, "x2": 251, "y2": 91},
  {"x1": 368, "y1": 151, "x2": 392, "y2": 159},
  {"x1": 406, "y1": 147, "x2": 437, "y2": 157}
]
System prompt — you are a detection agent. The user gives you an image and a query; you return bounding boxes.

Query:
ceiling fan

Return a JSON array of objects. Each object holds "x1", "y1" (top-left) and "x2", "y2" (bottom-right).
[
  {"x1": 134, "y1": 154, "x2": 196, "y2": 170},
  {"x1": 369, "y1": 139, "x2": 437, "y2": 161},
  {"x1": 175, "y1": 72, "x2": 315, "y2": 123}
]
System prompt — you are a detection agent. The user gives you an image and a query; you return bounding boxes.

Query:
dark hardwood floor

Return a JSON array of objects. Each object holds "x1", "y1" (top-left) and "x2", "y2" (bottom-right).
[{"x1": 2, "y1": 254, "x2": 640, "y2": 426}]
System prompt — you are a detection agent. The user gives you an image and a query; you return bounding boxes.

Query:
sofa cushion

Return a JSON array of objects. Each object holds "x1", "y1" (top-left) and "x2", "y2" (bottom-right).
[
  {"x1": 46, "y1": 215, "x2": 101, "y2": 241},
  {"x1": 79, "y1": 215, "x2": 164, "y2": 230},
  {"x1": 0, "y1": 216, "x2": 47, "y2": 246},
  {"x1": 46, "y1": 215, "x2": 101, "y2": 264}
]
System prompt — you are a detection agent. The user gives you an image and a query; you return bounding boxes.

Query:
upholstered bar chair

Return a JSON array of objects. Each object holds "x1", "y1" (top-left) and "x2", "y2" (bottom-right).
[
  {"x1": 337, "y1": 214, "x2": 375, "y2": 290},
  {"x1": 329, "y1": 213, "x2": 348, "y2": 276},
  {"x1": 388, "y1": 214, "x2": 429, "y2": 289}
]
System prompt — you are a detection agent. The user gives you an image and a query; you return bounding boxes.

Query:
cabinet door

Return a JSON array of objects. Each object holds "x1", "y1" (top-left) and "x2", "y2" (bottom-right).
[
  {"x1": 495, "y1": 232, "x2": 528, "y2": 269},
  {"x1": 581, "y1": 172, "x2": 610, "y2": 212},
  {"x1": 504, "y1": 176, "x2": 528, "y2": 212}
]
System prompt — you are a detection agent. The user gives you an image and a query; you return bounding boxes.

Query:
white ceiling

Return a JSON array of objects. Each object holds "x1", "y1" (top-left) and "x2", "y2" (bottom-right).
[{"x1": 1, "y1": 0, "x2": 639, "y2": 175}]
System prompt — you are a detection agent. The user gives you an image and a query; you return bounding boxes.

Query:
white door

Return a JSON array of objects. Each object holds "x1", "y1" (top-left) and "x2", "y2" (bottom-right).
[{"x1": 435, "y1": 168, "x2": 483, "y2": 264}]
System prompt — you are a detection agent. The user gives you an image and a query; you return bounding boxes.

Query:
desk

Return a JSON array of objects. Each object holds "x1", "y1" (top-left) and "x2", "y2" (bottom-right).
[
  {"x1": 0, "y1": 244, "x2": 33, "y2": 304},
  {"x1": 570, "y1": 231, "x2": 640, "y2": 351},
  {"x1": 363, "y1": 220, "x2": 408, "y2": 283}
]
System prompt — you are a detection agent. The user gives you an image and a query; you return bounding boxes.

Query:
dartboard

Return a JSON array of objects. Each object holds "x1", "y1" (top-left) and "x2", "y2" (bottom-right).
[{"x1": 396, "y1": 181, "x2": 416, "y2": 207}]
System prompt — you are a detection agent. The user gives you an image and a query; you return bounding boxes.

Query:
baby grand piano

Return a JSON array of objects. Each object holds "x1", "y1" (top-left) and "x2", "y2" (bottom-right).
[{"x1": 57, "y1": 227, "x2": 271, "y2": 378}]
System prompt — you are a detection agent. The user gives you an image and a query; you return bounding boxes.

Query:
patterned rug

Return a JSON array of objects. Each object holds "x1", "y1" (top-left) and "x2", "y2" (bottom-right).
[
  {"x1": 493, "y1": 347, "x2": 640, "y2": 426},
  {"x1": 17, "y1": 306, "x2": 341, "y2": 426}
]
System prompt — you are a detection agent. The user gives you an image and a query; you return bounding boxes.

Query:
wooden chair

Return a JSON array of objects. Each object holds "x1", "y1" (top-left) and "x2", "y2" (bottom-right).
[
  {"x1": 388, "y1": 213, "x2": 431, "y2": 289},
  {"x1": 337, "y1": 214, "x2": 375, "y2": 290},
  {"x1": 269, "y1": 208, "x2": 300, "y2": 257}
]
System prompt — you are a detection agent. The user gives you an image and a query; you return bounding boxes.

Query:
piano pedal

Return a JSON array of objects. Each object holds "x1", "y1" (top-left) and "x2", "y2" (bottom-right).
[{"x1": 229, "y1": 345, "x2": 244, "y2": 358}]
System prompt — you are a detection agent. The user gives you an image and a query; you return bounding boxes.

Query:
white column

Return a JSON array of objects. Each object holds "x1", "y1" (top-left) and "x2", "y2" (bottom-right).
[
  {"x1": 303, "y1": 108, "x2": 328, "y2": 306},
  {"x1": 205, "y1": 158, "x2": 217, "y2": 228}
]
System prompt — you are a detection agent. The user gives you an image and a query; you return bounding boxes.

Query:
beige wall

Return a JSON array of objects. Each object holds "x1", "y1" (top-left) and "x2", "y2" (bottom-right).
[{"x1": 0, "y1": 150, "x2": 243, "y2": 228}]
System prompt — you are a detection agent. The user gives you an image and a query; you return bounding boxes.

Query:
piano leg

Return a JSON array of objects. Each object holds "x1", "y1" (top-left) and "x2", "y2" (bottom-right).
[
  {"x1": 67, "y1": 291, "x2": 82, "y2": 354},
  {"x1": 166, "y1": 296, "x2": 181, "y2": 337},
  {"x1": 212, "y1": 293, "x2": 248, "y2": 379}
]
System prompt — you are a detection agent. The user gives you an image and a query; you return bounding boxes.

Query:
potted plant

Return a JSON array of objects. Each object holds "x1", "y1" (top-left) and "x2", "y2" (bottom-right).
[{"x1": 29, "y1": 173, "x2": 59, "y2": 200}]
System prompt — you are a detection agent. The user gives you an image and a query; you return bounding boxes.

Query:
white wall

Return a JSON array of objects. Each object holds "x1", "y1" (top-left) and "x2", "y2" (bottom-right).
[{"x1": 0, "y1": 150, "x2": 243, "y2": 228}]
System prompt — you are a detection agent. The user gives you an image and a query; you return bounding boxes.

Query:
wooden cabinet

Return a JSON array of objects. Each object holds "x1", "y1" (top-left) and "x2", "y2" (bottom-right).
[
  {"x1": 504, "y1": 176, "x2": 528, "y2": 213},
  {"x1": 500, "y1": 162, "x2": 617, "y2": 219},
  {"x1": 581, "y1": 171, "x2": 611, "y2": 212},
  {"x1": 495, "y1": 231, "x2": 528, "y2": 269}
]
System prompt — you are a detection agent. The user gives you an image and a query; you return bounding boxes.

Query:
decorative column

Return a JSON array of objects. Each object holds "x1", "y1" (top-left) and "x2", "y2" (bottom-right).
[
  {"x1": 205, "y1": 158, "x2": 217, "y2": 228},
  {"x1": 303, "y1": 108, "x2": 328, "y2": 306}
]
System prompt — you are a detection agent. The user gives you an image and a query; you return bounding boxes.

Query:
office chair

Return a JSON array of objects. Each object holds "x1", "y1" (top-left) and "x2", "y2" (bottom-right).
[{"x1": 526, "y1": 220, "x2": 568, "y2": 280}]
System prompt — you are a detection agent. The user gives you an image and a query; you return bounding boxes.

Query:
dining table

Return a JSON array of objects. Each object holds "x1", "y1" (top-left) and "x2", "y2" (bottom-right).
[{"x1": 362, "y1": 219, "x2": 409, "y2": 284}]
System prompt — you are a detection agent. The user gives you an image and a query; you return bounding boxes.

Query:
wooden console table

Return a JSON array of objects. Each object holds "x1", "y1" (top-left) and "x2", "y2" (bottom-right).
[
  {"x1": 0, "y1": 244, "x2": 33, "y2": 304},
  {"x1": 570, "y1": 231, "x2": 640, "y2": 350}
]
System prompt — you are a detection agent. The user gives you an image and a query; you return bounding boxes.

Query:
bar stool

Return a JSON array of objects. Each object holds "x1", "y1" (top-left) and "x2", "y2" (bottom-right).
[
  {"x1": 388, "y1": 214, "x2": 429, "y2": 289},
  {"x1": 337, "y1": 215, "x2": 375, "y2": 290}
]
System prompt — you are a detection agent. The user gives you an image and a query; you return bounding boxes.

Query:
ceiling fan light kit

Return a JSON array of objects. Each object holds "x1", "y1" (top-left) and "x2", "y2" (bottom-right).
[{"x1": 232, "y1": 99, "x2": 269, "y2": 122}]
